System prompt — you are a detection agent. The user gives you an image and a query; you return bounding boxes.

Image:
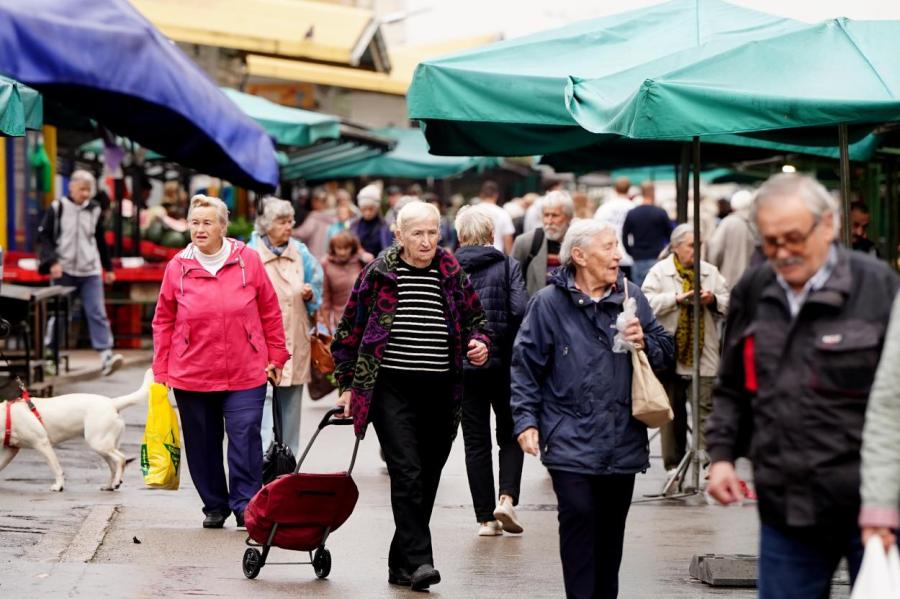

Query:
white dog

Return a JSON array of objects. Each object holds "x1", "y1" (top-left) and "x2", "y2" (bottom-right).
[{"x1": 0, "y1": 368, "x2": 154, "y2": 492}]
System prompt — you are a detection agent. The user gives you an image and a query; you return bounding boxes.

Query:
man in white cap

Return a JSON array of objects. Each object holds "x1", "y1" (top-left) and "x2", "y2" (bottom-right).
[
  {"x1": 351, "y1": 184, "x2": 391, "y2": 257},
  {"x1": 707, "y1": 189, "x2": 759, "y2": 288}
]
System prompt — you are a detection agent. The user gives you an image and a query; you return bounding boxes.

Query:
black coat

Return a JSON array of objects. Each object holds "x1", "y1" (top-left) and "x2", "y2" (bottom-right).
[
  {"x1": 455, "y1": 245, "x2": 527, "y2": 371},
  {"x1": 706, "y1": 247, "x2": 899, "y2": 528}
]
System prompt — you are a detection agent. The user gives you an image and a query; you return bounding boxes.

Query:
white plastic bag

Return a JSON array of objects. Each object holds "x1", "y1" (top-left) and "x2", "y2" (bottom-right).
[
  {"x1": 613, "y1": 281, "x2": 637, "y2": 353},
  {"x1": 850, "y1": 536, "x2": 900, "y2": 599}
]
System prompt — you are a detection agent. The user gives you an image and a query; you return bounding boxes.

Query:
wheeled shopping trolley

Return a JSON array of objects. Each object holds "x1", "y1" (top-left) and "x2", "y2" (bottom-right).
[{"x1": 241, "y1": 407, "x2": 360, "y2": 580}]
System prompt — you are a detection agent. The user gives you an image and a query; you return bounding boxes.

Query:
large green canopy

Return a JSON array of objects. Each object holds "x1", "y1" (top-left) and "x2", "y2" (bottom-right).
[
  {"x1": 407, "y1": 0, "x2": 802, "y2": 156},
  {"x1": 221, "y1": 88, "x2": 340, "y2": 147},
  {"x1": 310, "y1": 127, "x2": 499, "y2": 180},
  {"x1": 566, "y1": 18, "x2": 900, "y2": 141},
  {"x1": 0, "y1": 74, "x2": 42, "y2": 136}
]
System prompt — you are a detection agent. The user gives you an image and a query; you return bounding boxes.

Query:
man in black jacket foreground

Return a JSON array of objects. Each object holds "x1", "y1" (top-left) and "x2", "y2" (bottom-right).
[{"x1": 706, "y1": 173, "x2": 899, "y2": 599}]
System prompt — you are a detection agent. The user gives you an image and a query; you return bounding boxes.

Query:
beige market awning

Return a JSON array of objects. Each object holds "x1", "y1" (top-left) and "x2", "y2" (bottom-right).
[
  {"x1": 246, "y1": 34, "x2": 500, "y2": 96},
  {"x1": 129, "y1": 0, "x2": 390, "y2": 70}
]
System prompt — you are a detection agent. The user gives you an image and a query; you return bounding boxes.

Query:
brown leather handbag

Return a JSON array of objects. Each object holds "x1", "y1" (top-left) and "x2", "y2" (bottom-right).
[{"x1": 309, "y1": 317, "x2": 335, "y2": 375}]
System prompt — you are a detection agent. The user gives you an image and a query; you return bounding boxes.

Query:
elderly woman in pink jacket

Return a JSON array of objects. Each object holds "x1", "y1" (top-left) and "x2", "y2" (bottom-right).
[{"x1": 152, "y1": 194, "x2": 289, "y2": 530}]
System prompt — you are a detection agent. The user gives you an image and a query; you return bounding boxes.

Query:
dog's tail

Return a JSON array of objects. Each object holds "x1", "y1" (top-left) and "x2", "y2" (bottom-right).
[{"x1": 111, "y1": 368, "x2": 155, "y2": 412}]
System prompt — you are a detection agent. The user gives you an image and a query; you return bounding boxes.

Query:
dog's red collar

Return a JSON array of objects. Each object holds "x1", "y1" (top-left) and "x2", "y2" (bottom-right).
[{"x1": 3, "y1": 390, "x2": 44, "y2": 448}]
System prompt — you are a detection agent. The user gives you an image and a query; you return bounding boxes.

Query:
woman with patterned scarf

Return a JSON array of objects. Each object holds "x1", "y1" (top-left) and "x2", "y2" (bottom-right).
[{"x1": 641, "y1": 223, "x2": 730, "y2": 477}]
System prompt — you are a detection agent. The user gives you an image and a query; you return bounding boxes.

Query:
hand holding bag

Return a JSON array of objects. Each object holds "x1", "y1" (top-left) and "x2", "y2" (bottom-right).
[
  {"x1": 624, "y1": 281, "x2": 673, "y2": 428},
  {"x1": 850, "y1": 536, "x2": 900, "y2": 599}
]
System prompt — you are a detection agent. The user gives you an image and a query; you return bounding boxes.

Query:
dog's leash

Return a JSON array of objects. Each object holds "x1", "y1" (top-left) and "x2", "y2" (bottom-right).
[{"x1": 3, "y1": 377, "x2": 45, "y2": 448}]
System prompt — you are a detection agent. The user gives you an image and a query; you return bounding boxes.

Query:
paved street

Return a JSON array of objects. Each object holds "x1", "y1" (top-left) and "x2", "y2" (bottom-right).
[{"x1": 0, "y1": 365, "x2": 835, "y2": 598}]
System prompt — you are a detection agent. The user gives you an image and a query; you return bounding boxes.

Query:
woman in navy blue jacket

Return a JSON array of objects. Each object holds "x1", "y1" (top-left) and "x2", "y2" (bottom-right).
[
  {"x1": 511, "y1": 219, "x2": 673, "y2": 599},
  {"x1": 455, "y1": 206, "x2": 528, "y2": 537}
]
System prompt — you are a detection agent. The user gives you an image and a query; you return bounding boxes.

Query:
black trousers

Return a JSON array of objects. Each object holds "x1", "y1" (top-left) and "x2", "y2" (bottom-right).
[
  {"x1": 461, "y1": 368, "x2": 524, "y2": 522},
  {"x1": 371, "y1": 370, "x2": 454, "y2": 572},
  {"x1": 549, "y1": 470, "x2": 636, "y2": 599}
]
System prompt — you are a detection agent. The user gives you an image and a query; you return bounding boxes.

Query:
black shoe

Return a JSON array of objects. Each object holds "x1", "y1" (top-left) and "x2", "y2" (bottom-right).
[
  {"x1": 234, "y1": 511, "x2": 245, "y2": 529},
  {"x1": 410, "y1": 564, "x2": 441, "y2": 591},
  {"x1": 388, "y1": 567, "x2": 411, "y2": 586},
  {"x1": 202, "y1": 511, "x2": 228, "y2": 529}
]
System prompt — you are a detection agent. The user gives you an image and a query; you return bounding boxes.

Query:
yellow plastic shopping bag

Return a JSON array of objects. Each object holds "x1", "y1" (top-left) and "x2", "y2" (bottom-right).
[{"x1": 140, "y1": 383, "x2": 181, "y2": 490}]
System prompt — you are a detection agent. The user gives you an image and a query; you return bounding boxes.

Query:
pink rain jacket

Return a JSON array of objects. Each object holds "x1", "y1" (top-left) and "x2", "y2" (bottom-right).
[{"x1": 152, "y1": 240, "x2": 290, "y2": 392}]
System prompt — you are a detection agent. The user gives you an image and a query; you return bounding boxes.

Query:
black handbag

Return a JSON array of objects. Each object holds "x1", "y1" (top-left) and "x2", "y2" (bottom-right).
[{"x1": 261, "y1": 387, "x2": 297, "y2": 484}]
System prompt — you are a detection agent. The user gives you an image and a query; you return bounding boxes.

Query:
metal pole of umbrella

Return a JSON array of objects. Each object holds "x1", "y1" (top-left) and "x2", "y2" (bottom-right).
[
  {"x1": 690, "y1": 135, "x2": 702, "y2": 493},
  {"x1": 839, "y1": 124, "x2": 852, "y2": 248}
]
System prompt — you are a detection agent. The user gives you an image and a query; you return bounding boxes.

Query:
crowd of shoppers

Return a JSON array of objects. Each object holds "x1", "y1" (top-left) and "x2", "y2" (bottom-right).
[{"x1": 136, "y1": 170, "x2": 900, "y2": 598}]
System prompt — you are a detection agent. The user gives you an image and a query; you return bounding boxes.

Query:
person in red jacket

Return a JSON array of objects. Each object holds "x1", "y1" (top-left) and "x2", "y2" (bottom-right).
[{"x1": 152, "y1": 194, "x2": 289, "y2": 530}]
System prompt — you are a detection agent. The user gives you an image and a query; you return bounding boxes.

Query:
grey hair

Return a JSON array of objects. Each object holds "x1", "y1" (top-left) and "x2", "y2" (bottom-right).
[
  {"x1": 751, "y1": 173, "x2": 839, "y2": 238},
  {"x1": 255, "y1": 196, "x2": 295, "y2": 236},
  {"x1": 454, "y1": 205, "x2": 494, "y2": 246},
  {"x1": 396, "y1": 200, "x2": 440, "y2": 232},
  {"x1": 670, "y1": 223, "x2": 694, "y2": 246},
  {"x1": 559, "y1": 219, "x2": 617, "y2": 267},
  {"x1": 70, "y1": 169, "x2": 96, "y2": 186},
  {"x1": 188, "y1": 194, "x2": 229, "y2": 228},
  {"x1": 542, "y1": 190, "x2": 575, "y2": 218}
]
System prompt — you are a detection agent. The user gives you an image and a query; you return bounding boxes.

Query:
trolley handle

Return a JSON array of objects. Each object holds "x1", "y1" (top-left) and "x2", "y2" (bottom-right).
[{"x1": 318, "y1": 407, "x2": 354, "y2": 430}]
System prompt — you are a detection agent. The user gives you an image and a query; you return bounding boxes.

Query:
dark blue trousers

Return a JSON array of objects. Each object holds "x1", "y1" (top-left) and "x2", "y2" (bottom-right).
[
  {"x1": 758, "y1": 521, "x2": 900, "y2": 599},
  {"x1": 549, "y1": 470, "x2": 635, "y2": 599},
  {"x1": 173, "y1": 385, "x2": 266, "y2": 516}
]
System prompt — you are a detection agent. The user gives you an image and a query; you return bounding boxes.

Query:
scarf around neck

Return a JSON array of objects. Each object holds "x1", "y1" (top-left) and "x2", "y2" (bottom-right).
[{"x1": 674, "y1": 256, "x2": 704, "y2": 368}]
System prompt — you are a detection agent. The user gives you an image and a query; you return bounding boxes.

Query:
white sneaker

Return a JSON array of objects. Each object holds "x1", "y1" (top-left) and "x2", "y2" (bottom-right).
[
  {"x1": 477, "y1": 521, "x2": 503, "y2": 537},
  {"x1": 101, "y1": 353, "x2": 124, "y2": 376},
  {"x1": 493, "y1": 499, "x2": 523, "y2": 534}
]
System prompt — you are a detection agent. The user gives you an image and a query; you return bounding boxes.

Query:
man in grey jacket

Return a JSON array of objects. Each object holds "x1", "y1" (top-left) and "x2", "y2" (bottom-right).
[
  {"x1": 511, "y1": 191, "x2": 573, "y2": 296},
  {"x1": 706, "y1": 174, "x2": 899, "y2": 599},
  {"x1": 37, "y1": 170, "x2": 122, "y2": 375}
]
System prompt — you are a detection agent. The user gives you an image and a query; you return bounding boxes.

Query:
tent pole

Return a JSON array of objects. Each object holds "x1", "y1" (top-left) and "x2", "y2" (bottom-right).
[
  {"x1": 677, "y1": 144, "x2": 690, "y2": 224},
  {"x1": 839, "y1": 124, "x2": 852, "y2": 247},
  {"x1": 691, "y1": 136, "x2": 702, "y2": 492}
]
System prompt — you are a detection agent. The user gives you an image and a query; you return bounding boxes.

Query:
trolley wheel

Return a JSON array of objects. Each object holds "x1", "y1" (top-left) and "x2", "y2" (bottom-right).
[
  {"x1": 312, "y1": 547, "x2": 332, "y2": 579},
  {"x1": 243, "y1": 548, "x2": 263, "y2": 579}
]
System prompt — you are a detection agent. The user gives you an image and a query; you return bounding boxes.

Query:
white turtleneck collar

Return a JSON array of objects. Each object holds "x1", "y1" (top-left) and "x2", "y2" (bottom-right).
[{"x1": 194, "y1": 238, "x2": 232, "y2": 276}]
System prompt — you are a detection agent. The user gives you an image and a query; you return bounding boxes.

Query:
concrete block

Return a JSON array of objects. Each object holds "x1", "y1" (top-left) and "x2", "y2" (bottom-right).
[{"x1": 689, "y1": 554, "x2": 758, "y2": 587}]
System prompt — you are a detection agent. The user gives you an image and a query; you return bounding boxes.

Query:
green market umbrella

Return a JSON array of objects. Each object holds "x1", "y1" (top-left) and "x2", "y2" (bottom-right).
[
  {"x1": 565, "y1": 18, "x2": 900, "y2": 142},
  {"x1": 221, "y1": 88, "x2": 340, "y2": 147},
  {"x1": 308, "y1": 127, "x2": 499, "y2": 180},
  {"x1": 407, "y1": 0, "x2": 802, "y2": 156},
  {"x1": 0, "y1": 74, "x2": 42, "y2": 136}
]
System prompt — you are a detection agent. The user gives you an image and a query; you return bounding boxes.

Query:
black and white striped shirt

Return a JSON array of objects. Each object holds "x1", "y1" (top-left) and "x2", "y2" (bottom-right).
[{"x1": 382, "y1": 261, "x2": 450, "y2": 373}]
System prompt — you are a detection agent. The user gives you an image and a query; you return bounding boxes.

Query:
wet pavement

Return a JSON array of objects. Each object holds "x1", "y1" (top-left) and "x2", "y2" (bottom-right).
[{"x1": 0, "y1": 365, "x2": 850, "y2": 597}]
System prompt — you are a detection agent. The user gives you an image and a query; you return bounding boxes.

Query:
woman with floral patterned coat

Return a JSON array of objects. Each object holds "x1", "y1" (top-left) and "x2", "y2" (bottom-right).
[{"x1": 332, "y1": 201, "x2": 491, "y2": 592}]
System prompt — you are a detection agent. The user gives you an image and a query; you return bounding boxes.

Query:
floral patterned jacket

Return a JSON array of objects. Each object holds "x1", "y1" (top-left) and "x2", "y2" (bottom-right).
[{"x1": 331, "y1": 245, "x2": 491, "y2": 438}]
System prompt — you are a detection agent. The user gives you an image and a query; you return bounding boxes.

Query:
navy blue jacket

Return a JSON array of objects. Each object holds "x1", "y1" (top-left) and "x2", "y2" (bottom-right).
[
  {"x1": 456, "y1": 245, "x2": 528, "y2": 371},
  {"x1": 510, "y1": 267, "x2": 674, "y2": 475}
]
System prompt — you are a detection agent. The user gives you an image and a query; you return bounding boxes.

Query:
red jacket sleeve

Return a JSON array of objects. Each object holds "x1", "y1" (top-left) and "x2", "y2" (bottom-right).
[{"x1": 151, "y1": 259, "x2": 180, "y2": 384}]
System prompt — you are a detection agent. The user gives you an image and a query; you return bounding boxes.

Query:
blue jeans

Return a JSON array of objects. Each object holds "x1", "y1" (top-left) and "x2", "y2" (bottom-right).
[
  {"x1": 631, "y1": 259, "x2": 657, "y2": 287},
  {"x1": 52, "y1": 273, "x2": 113, "y2": 351},
  {"x1": 759, "y1": 522, "x2": 869, "y2": 599},
  {"x1": 173, "y1": 384, "x2": 266, "y2": 515},
  {"x1": 260, "y1": 384, "x2": 303, "y2": 456}
]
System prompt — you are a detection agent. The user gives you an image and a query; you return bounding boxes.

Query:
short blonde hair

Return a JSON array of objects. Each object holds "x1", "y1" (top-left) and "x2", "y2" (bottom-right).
[
  {"x1": 188, "y1": 194, "x2": 229, "y2": 227},
  {"x1": 396, "y1": 200, "x2": 440, "y2": 232},
  {"x1": 454, "y1": 205, "x2": 494, "y2": 246}
]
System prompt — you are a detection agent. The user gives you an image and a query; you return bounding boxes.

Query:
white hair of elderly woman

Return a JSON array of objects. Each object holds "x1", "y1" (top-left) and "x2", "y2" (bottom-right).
[
  {"x1": 454, "y1": 205, "x2": 494, "y2": 246},
  {"x1": 188, "y1": 194, "x2": 230, "y2": 228},
  {"x1": 559, "y1": 218, "x2": 617, "y2": 267},
  {"x1": 70, "y1": 169, "x2": 96, "y2": 186},
  {"x1": 255, "y1": 196, "x2": 295, "y2": 236},
  {"x1": 396, "y1": 200, "x2": 441, "y2": 232}
]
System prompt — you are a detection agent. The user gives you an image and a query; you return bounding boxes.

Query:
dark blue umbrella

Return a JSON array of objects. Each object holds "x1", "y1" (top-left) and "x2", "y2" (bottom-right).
[{"x1": 0, "y1": 0, "x2": 279, "y2": 190}]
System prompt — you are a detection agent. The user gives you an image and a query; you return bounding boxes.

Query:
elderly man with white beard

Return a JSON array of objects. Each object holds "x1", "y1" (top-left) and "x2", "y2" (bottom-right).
[{"x1": 512, "y1": 190, "x2": 575, "y2": 296}]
